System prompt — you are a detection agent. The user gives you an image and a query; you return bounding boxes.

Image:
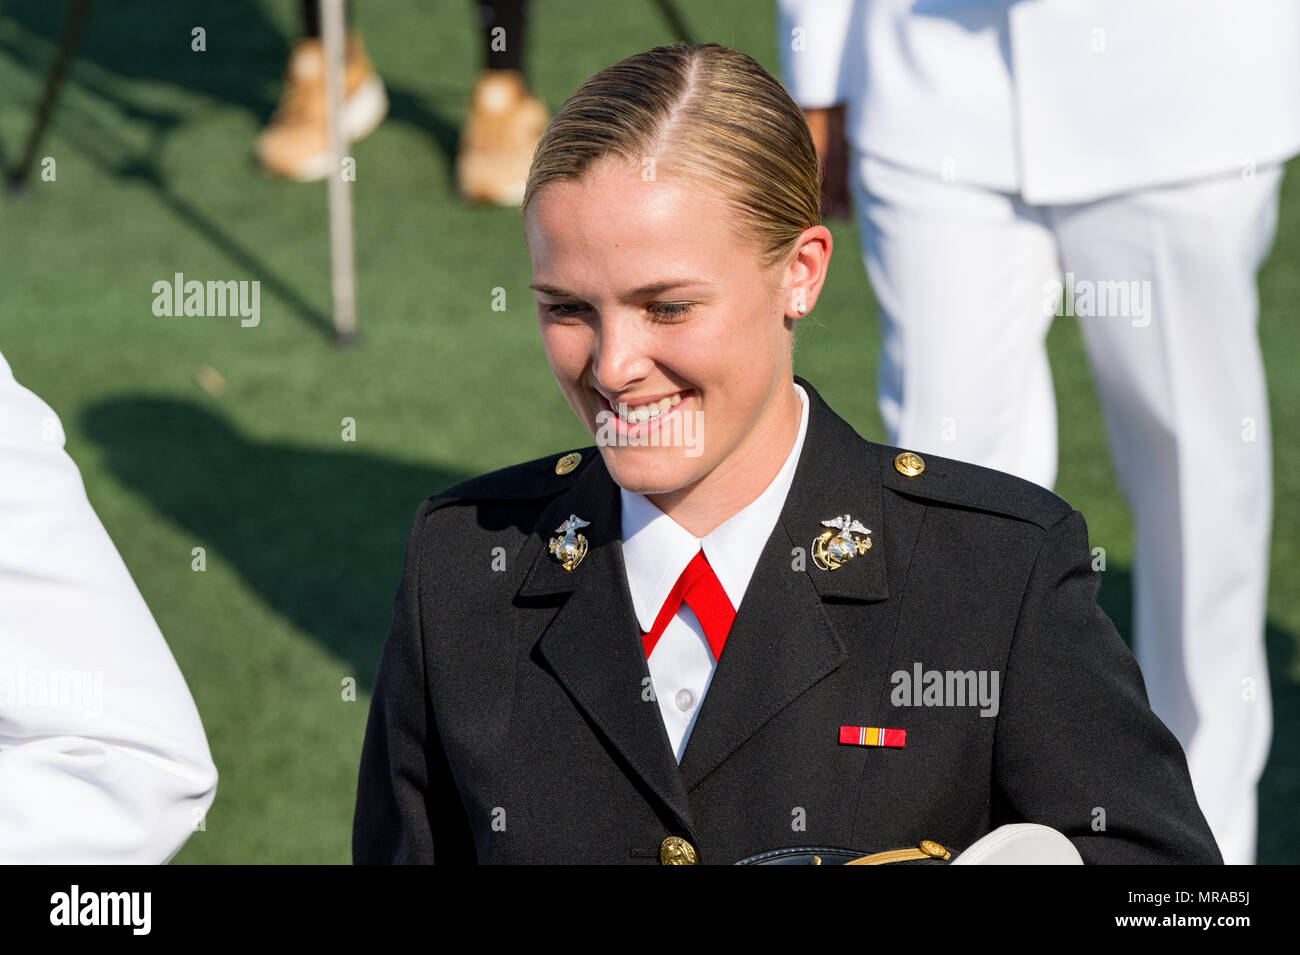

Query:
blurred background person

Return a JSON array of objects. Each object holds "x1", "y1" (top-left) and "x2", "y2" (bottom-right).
[
  {"x1": 254, "y1": 0, "x2": 388, "y2": 181},
  {"x1": 0, "y1": 350, "x2": 218, "y2": 863},
  {"x1": 256, "y1": 0, "x2": 546, "y2": 206},
  {"x1": 778, "y1": 0, "x2": 1300, "y2": 863}
]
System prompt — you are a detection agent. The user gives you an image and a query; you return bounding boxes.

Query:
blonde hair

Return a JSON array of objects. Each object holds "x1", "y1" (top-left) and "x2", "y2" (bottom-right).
[{"x1": 522, "y1": 42, "x2": 821, "y2": 272}]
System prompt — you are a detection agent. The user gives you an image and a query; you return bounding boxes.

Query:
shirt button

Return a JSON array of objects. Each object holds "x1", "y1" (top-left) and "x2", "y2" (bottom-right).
[{"x1": 675, "y1": 689, "x2": 696, "y2": 712}]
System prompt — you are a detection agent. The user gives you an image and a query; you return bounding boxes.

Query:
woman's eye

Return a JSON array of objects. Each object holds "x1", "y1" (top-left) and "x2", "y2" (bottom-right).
[
  {"x1": 543, "y1": 302, "x2": 694, "y2": 322},
  {"x1": 544, "y1": 303, "x2": 586, "y2": 320},
  {"x1": 649, "y1": 302, "x2": 693, "y2": 320}
]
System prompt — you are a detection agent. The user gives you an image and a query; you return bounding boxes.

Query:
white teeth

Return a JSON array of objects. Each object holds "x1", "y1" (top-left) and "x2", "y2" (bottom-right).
[{"x1": 615, "y1": 392, "x2": 685, "y2": 422}]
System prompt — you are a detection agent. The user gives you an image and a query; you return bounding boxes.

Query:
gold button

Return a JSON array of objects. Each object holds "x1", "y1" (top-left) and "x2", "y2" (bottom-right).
[
  {"x1": 919, "y1": 839, "x2": 950, "y2": 859},
  {"x1": 894, "y1": 451, "x2": 925, "y2": 477},
  {"x1": 555, "y1": 452, "x2": 582, "y2": 476},
  {"x1": 659, "y1": 836, "x2": 698, "y2": 865}
]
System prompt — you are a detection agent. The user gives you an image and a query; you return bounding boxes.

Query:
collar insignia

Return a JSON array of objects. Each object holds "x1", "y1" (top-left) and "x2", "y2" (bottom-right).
[
  {"x1": 812, "y1": 513, "x2": 872, "y2": 571},
  {"x1": 549, "y1": 514, "x2": 590, "y2": 572}
]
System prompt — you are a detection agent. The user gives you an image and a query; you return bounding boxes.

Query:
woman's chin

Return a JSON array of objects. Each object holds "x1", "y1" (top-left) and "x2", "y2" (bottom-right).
[{"x1": 598, "y1": 446, "x2": 703, "y2": 497}]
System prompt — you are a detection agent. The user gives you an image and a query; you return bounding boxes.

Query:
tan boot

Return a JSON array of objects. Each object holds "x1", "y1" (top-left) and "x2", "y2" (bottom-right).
[
  {"x1": 256, "y1": 34, "x2": 389, "y2": 182},
  {"x1": 456, "y1": 70, "x2": 548, "y2": 206}
]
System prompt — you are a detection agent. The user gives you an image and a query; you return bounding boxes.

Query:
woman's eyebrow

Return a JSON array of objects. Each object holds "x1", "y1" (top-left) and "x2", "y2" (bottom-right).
[{"x1": 528, "y1": 278, "x2": 714, "y2": 298}]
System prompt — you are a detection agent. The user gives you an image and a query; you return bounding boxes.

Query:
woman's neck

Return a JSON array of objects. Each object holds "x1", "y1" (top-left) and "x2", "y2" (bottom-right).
[{"x1": 646, "y1": 382, "x2": 803, "y2": 538}]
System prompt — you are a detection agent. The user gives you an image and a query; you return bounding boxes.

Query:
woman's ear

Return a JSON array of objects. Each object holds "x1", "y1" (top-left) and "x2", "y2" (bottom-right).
[{"x1": 785, "y1": 225, "x2": 833, "y2": 319}]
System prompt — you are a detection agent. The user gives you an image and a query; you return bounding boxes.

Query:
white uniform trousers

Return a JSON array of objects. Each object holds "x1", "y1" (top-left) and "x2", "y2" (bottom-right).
[{"x1": 852, "y1": 150, "x2": 1281, "y2": 864}]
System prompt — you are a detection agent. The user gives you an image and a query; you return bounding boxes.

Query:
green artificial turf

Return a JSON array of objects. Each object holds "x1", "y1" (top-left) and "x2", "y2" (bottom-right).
[{"x1": 0, "y1": 0, "x2": 1295, "y2": 863}]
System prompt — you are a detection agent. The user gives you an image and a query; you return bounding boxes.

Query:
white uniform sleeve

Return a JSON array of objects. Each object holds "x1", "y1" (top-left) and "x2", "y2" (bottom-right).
[
  {"x1": 776, "y1": 0, "x2": 858, "y2": 108},
  {"x1": 0, "y1": 350, "x2": 218, "y2": 863}
]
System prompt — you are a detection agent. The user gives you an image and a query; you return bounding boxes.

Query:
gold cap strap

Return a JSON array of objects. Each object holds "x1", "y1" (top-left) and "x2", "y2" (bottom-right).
[{"x1": 844, "y1": 840, "x2": 951, "y2": 865}]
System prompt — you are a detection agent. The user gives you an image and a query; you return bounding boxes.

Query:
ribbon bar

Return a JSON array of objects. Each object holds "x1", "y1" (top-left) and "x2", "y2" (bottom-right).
[{"x1": 839, "y1": 725, "x2": 906, "y2": 748}]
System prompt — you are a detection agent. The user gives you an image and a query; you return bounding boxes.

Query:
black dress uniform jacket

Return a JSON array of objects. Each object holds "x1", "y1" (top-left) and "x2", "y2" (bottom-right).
[{"x1": 353, "y1": 378, "x2": 1222, "y2": 864}]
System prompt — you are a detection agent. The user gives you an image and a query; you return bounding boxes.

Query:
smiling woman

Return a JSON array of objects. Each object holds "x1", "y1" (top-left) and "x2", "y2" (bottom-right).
[
  {"x1": 352, "y1": 43, "x2": 1222, "y2": 865},
  {"x1": 525, "y1": 154, "x2": 820, "y2": 534},
  {"x1": 520, "y1": 44, "x2": 821, "y2": 538}
]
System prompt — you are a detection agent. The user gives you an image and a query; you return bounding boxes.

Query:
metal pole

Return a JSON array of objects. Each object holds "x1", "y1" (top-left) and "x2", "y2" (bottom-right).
[{"x1": 321, "y1": 0, "x2": 358, "y2": 345}]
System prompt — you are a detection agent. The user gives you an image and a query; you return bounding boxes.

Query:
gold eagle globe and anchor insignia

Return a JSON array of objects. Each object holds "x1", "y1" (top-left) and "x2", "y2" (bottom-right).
[
  {"x1": 812, "y1": 513, "x2": 872, "y2": 571},
  {"x1": 548, "y1": 514, "x2": 590, "y2": 572}
]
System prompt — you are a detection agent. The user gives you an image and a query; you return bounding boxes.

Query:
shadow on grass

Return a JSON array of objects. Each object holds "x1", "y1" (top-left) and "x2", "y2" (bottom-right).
[
  {"x1": 0, "y1": 3, "x2": 340, "y2": 335},
  {"x1": 0, "y1": 0, "x2": 463, "y2": 338},
  {"x1": 0, "y1": 0, "x2": 464, "y2": 160},
  {"x1": 81, "y1": 395, "x2": 473, "y2": 691}
]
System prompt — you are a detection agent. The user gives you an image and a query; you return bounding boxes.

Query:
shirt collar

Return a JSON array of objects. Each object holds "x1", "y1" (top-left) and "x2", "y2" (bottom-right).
[{"x1": 621, "y1": 383, "x2": 811, "y2": 631}]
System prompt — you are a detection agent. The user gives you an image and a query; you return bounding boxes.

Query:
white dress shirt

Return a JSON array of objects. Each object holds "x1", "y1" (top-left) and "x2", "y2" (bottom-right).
[
  {"x1": 0, "y1": 350, "x2": 218, "y2": 862},
  {"x1": 621, "y1": 384, "x2": 810, "y2": 761}
]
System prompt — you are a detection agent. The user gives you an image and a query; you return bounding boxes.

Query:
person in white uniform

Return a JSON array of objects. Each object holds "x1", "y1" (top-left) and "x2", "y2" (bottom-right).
[
  {"x1": 0, "y1": 350, "x2": 218, "y2": 863},
  {"x1": 777, "y1": 0, "x2": 1300, "y2": 863}
]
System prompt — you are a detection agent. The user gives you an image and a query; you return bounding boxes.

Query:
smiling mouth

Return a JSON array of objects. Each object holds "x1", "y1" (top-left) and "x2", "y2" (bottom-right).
[{"x1": 599, "y1": 390, "x2": 692, "y2": 425}]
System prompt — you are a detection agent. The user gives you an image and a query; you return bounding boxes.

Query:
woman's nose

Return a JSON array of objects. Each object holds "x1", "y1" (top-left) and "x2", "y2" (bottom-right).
[{"x1": 591, "y1": 313, "x2": 654, "y2": 393}]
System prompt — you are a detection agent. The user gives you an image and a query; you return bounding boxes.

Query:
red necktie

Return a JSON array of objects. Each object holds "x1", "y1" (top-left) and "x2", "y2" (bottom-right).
[{"x1": 642, "y1": 550, "x2": 736, "y2": 661}]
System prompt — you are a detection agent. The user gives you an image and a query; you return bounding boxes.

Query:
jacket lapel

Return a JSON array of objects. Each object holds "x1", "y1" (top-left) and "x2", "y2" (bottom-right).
[
  {"x1": 516, "y1": 454, "x2": 697, "y2": 835},
  {"x1": 676, "y1": 518, "x2": 850, "y2": 791},
  {"x1": 678, "y1": 379, "x2": 892, "y2": 790}
]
